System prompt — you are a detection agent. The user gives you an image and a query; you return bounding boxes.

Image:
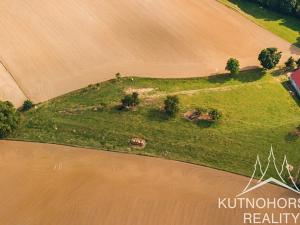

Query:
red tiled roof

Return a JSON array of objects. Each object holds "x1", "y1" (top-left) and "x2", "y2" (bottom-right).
[{"x1": 291, "y1": 69, "x2": 300, "y2": 88}]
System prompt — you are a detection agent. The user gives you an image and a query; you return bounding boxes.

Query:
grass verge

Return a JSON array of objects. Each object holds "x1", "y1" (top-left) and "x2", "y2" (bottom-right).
[{"x1": 218, "y1": 0, "x2": 300, "y2": 47}]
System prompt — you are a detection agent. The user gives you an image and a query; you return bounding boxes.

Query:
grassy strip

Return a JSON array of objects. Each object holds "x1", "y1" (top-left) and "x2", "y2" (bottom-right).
[
  {"x1": 10, "y1": 69, "x2": 300, "y2": 177},
  {"x1": 218, "y1": 0, "x2": 300, "y2": 47}
]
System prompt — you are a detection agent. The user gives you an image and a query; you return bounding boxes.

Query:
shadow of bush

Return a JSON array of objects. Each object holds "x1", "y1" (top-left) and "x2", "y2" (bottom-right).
[
  {"x1": 146, "y1": 108, "x2": 170, "y2": 122},
  {"x1": 207, "y1": 68, "x2": 265, "y2": 84}
]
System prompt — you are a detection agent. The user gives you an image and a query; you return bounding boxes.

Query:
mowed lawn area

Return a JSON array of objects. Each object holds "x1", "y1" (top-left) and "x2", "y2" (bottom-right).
[
  {"x1": 219, "y1": 0, "x2": 300, "y2": 47},
  {"x1": 10, "y1": 70, "x2": 300, "y2": 176}
]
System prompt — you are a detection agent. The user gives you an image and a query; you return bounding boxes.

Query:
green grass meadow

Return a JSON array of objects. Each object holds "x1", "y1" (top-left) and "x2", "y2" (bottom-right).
[{"x1": 10, "y1": 70, "x2": 300, "y2": 177}]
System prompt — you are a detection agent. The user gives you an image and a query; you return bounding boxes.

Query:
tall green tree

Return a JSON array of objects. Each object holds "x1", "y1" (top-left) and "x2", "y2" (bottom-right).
[
  {"x1": 258, "y1": 48, "x2": 282, "y2": 70},
  {"x1": 225, "y1": 58, "x2": 240, "y2": 75},
  {"x1": 281, "y1": 0, "x2": 297, "y2": 13}
]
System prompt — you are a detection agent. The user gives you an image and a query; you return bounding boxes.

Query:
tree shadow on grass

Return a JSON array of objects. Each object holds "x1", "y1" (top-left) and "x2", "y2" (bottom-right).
[
  {"x1": 196, "y1": 120, "x2": 214, "y2": 128},
  {"x1": 146, "y1": 108, "x2": 170, "y2": 122},
  {"x1": 284, "y1": 132, "x2": 299, "y2": 142},
  {"x1": 207, "y1": 68, "x2": 265, "y2": 84},
  {"x1": 270, "y1": 67, "x2": 290, "y2": 77},
  {"x1": 226, "y1": 0, "x2": 300, "y2": 48}
]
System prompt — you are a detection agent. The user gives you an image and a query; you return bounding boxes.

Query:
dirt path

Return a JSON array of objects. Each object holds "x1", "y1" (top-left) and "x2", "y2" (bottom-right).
[
  {"x1": 0, "y1": 0, "x2": 299, "y2": 105},
  {"x1": 0, "y1": 141, "x2": 298, "y2": 225}
]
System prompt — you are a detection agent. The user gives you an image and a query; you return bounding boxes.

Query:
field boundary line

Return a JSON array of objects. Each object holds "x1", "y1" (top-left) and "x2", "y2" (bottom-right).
[{"x1": 0, "y1": 58, "x2": 29, "y2": 100}]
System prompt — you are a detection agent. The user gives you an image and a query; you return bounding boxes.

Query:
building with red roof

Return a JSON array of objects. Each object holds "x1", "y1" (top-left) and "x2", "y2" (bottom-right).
[{"x1": 290, "y1": 69, "x2": 300, "y2": 96}]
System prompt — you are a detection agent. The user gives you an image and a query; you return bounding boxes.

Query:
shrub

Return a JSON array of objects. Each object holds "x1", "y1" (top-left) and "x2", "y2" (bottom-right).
[
  {"x1": 0, "y1": 101, "x2": 20, "y2": 138},
  {"x1": 132, "y1": 92, "x2": 140, "y2": 106},
  {"x1": 258, "y1": 48, "x2": 282, "y2": 70},
  {"x1": 296, "y1": 58, "x2": 300, "y2": 68},
  {"x1": 22, "y1": 100, "x2": 33, "y2": 111},
  {"x1": 225, "y1": 58, "x2": 240, "y2": 75},
  {"x1": 164, "y1": 95, "x2": 179, "y2": 117},
  {"x1": 209, "y1": 109, "x2": 222, "y2": 121},
  {"x1": 121, "y1": 92, "x2": 140, "y2": 109},
  {"x1": 285, "y1": 57, "x2": 296, "y2": 70},
  {"x1": 115, "y1": 73, "x2": 121, "y2": 81}
]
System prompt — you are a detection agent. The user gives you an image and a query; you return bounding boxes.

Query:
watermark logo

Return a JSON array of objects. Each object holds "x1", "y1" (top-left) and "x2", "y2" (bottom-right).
[
  {"x1": 238, "y1": 147, "x2": 300, "y2": 197},
  {"x1": 218, "y1": 147, "x2": 300, "y2": 224}
]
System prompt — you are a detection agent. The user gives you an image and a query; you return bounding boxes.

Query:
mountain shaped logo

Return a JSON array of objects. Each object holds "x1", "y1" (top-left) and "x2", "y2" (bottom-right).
[{"x1": 237, "y1": 147, "x2": 300, "y2": 197}]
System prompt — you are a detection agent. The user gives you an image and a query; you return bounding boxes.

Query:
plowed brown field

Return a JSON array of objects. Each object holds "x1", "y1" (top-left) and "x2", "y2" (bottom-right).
[
  {"x1": 0, "y1": 0, "x2": 299, "y2": 105},
  {"x1": 0, "y1": 141, "x2": 298, "y2": 225}
]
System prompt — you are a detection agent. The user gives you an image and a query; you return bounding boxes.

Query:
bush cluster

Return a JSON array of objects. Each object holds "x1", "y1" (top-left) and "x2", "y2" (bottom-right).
[
  {"x1": 121, "y1": 92, "x2": 140, "y2": 109},
  {"x1": 0, "y1": 101, "x2": 20, "y2": 138},
  {"x1": 164, "y1": 95, "x2": 180, "y2": 117}
]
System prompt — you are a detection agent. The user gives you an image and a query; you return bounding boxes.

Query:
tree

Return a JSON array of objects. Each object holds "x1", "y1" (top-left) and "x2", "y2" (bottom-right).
[
  {"x1": 225, "y1": 58, "x2": 240, "y2": 75},
  {"x1": 0, "y1": 101, "x2": 20, "y2": 138},
  {"x1": 121, "y1": 92, "x2": 140, "y2": 109},
  {"x1": 22, "y1": 100, "x2": 33, "y2": 111},
  {"x1": 258, "y1": 48, "x2": 282, "y2": 70},
  {"x1": 285, "y1": 57, "x2": 296, "y2": 70},
  {"x1": 246, "y1": 0, "x2": 299, "y2": 18},
  {"x1": 280, "y1": 0, "x2": 297, "y2": 13},
  {"x1": 164, "y1": 95, "x2": 179, "y2": 117},
  {"x1": 296, "y1": 58, "x2": 300, "y2": 68}
]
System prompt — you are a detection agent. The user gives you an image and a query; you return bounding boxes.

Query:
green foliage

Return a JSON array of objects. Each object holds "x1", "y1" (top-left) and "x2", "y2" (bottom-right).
[
  {"x1": 0, "y1": 101, "x2": 20, "y2": 138},
  {"x1": 246, "y1": 0, "x2": 299, "y2": 18},
  {"x1": 132, "y1": 92, "x2": 140, "y2": 106},
  {"x1": 226, "y1": 58, "x2": 240, "y2": 75},
  {"x1": 296, "y1": 58, "x2": 300, "y2": 68},
  {"x1": 258, "y1": 48, "x2": 282, "y2": 70},
  {"x1": 209, "y1": 109, "x2": 222, "y2": 121},
  {"x1": 280, "y1": 0, "x2": 297, "y2": 13},
  {"x1": 22, "y1": 100, "x2": 33, "y2": 111},
  {"x1": 164, "y1": 95, "x2": 179, "y2": 117},
  {"x1": 121, "y1": 92, "x2": 140, "y2": 109},
  {"x1": 285, "y1": 57, "x2": 296, "y2": 70},
  {"x1": 115, "y1": 73, "x2": 121, "y2": 81}
]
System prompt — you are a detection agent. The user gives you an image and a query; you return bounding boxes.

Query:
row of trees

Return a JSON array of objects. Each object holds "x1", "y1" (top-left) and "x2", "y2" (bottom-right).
[
  {"x1": 248, "y1": 0, "x2": 300, "y2": 18},
  {"x1": 226, "y1": 47, "x2": 300, "y2": 75},
  {"x1": 120, "y1": 93, "x2": 222, "y2": 123}
]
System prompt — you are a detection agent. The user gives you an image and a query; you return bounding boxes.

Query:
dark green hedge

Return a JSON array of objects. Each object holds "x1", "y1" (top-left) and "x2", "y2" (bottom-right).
[{"x1": 248, "y1": 0, "x2": 300, "y2": 18}]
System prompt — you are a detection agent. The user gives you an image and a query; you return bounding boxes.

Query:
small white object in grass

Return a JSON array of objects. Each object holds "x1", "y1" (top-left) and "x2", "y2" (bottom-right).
[{"x1": 287, "y1": 164, "x2": 294, "y2": 172}]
